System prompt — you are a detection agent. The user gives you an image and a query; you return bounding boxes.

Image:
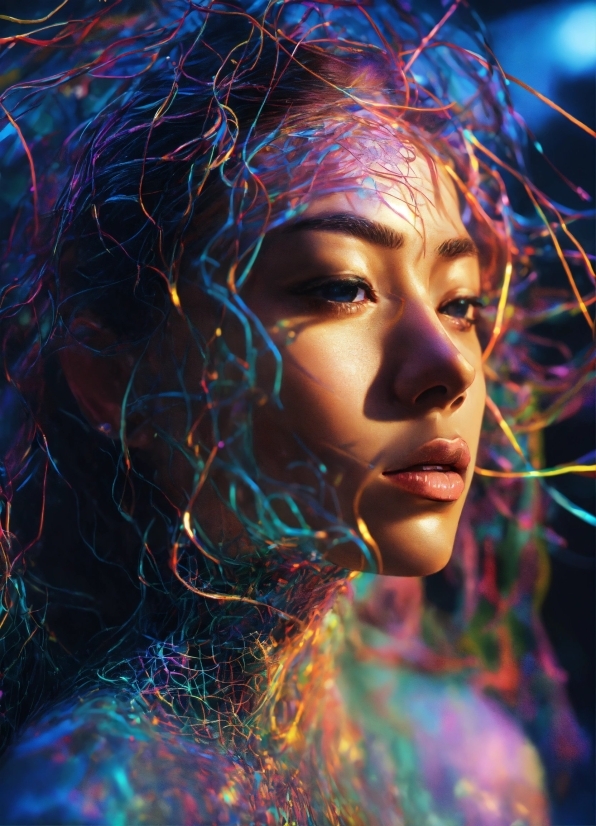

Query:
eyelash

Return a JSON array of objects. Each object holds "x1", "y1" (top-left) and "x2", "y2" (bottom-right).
[{"x1": 295, "y1": 278, "x2": 483, "y2": 329}]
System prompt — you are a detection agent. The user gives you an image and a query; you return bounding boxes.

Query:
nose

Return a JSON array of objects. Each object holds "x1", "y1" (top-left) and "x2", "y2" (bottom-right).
[{"x1": 390, "y1": 305, "x2": 476, "y2": 412}]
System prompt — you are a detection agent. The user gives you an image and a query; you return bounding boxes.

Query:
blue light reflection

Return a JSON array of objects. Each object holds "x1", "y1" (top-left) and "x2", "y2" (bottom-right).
[{"x1": 489, "y1": 2, "x2": 595, "y2": 127}]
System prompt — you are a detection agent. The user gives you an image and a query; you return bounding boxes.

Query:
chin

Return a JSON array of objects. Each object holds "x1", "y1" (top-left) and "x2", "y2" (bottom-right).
[
  {"x1": 380, "y1": 546, "x2": 453, "y2": 577},
  {"x1": 371, "y1": 513, "x2": 459, "y2": 577}
]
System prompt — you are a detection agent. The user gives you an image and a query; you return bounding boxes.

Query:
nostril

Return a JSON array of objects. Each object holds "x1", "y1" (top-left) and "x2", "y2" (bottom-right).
[
  {"x1": 451, "y1": 394, "x2": 465, "y2": 409},
  {"x1": 414, "y1": 385, "x2": 448, "y2": 405}
]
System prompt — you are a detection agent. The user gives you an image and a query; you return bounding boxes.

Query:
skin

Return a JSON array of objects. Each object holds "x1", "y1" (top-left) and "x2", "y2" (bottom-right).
[{"x1": 245, "y1": 154, "x2": 486, "y2": 576}]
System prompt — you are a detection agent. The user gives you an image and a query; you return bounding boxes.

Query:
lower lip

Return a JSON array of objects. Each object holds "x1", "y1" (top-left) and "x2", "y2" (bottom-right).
[{"x1": 383, "y1": 469, "x2": 465, "y2": 501}]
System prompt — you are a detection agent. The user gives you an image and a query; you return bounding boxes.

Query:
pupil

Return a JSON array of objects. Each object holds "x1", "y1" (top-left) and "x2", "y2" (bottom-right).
[
  {"x1": 324, "y1": 283, "x2": 359, "y2": 302},
  {"x1": 452, "y1": 299, "x2": 469, "y2": 317}
]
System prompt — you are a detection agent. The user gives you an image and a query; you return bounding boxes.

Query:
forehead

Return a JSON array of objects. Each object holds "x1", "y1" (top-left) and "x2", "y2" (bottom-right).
[
  {"x1": 298, "y1": 157, "x2": 465, "y2": 241},
  {"x1": 255, "y1": 120, "x2": 464, "y2": 238}
]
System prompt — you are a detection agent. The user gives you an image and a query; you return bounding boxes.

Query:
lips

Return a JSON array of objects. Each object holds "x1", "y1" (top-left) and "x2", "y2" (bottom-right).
[{"x1": 382, "y1": 437, "x2": 471, "y2": 502}]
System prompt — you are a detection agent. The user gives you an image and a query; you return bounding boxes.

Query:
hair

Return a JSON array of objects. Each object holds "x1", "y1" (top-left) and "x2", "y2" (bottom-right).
[{"x1": 0, "y1": 0, "x2": 592, "y2": 794}]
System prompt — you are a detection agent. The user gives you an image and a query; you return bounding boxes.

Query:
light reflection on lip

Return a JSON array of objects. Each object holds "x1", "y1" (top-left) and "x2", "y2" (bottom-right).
[{"x1": 382, "y1": 437, "x2": 471, "y2": 502}]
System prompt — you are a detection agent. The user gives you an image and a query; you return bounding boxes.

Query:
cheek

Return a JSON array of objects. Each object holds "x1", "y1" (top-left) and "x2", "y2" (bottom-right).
[
  {"x1": 449, "y1": 331, "x2": 485, "y2": 444},
  {"x1": 466, "y1": 354, "x2": 486, "y2": 453},
  {"x1": 252, "y1": 320, "x2": 383, "y2": 493},
  {"x1": 276, "y1": 324, "x2": 380, "y2": 447}
]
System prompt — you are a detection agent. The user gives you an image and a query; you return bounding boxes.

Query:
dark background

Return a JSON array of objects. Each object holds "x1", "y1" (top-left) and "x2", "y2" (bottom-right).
[{"x1": 468, "y1": 2, "x2": 595, "y2": 823}]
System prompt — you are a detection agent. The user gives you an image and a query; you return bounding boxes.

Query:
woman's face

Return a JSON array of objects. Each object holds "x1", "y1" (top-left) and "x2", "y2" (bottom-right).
[
  {"x1": 243, "y1": 153, "x2": 486, "y2": 576},
  {"x1": 64, "y1": 141, "x2": 486, "y2": 577}
]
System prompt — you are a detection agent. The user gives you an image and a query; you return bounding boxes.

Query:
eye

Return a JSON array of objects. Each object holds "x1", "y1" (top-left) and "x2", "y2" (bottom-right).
[
  {"x1": 295, "y1": 277, "x2": 376, "y2": 307},
  {"x1": 314, "y1": 279, "x2": 369, "y2": 303},
  {"x1": 439, "y1": 296, "x2": 484, "y2": 330}
]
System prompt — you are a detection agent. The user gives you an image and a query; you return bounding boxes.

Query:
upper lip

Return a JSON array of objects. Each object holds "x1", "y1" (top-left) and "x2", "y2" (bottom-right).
[{"x1": 384, "y1": 437, "x2": 471, "y2": 475}]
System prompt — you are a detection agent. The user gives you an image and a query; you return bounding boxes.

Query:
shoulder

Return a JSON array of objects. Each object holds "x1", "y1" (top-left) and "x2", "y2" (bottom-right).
[
  {"x1": 0, "y1": 692, "x2": 255, "y2": 825},
  {"x1": 397, "y1": 673, "x2": 548, "y2": 819},
  {"x1": 342, "y1": 659, "x2": 550, "y2": 825}
]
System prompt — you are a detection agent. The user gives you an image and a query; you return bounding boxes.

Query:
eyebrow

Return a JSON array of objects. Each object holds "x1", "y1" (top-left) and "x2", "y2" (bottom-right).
[
  {"x1": 285, "y1": 213, "x2": 404, "y2": 250},
  {"x1": 435, "y1": 237, "x2": 478, "y2": 258},
  {"x1": 285, "y1": 212, "x2": 478, "y2": 258}
]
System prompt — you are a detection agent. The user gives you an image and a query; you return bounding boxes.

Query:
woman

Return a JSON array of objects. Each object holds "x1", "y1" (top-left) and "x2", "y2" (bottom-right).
[{"x1": 0, "y1": 1, "x2": 592, "y2": 823}]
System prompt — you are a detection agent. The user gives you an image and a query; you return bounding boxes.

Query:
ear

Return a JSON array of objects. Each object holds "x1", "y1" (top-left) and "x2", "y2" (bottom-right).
[{"x1": 59, "y1": 321, "x2": 133, "y2": 439}]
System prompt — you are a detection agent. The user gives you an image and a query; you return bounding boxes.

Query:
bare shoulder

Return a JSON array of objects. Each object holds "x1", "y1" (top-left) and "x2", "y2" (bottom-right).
[
  {"x1": 398, "y1": 674, "x2": 549, "y2": 825},
  {"x1": 341, "y1": 659, "x2": 550, "y2": 826},
  {"x1": 0, "y1": 692, "x2": 256, "y2": 825}
]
